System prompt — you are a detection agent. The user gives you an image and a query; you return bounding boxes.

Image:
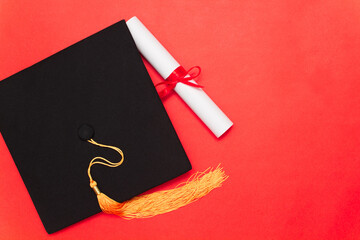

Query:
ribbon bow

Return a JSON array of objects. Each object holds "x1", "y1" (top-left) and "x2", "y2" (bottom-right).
[{"x1": 155, "y1": 66, "x2": 203, "y2": 99}]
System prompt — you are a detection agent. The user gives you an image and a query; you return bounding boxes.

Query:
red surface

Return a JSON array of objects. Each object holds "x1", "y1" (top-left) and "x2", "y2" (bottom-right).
[{"x1": 1, "y1": 0, "x2": 360, "y2": 239}]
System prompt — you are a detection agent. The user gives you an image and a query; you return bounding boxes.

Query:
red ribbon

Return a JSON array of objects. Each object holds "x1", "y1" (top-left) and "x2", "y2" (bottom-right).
[{"x1": 155, "y1": 66, "x2": 203, "y2": 99}]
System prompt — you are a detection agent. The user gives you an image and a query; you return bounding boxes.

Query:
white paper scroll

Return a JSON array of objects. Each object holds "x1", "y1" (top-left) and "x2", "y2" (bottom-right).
[{"x1": 126, "y1": 16, "x2": 233, "y2": 138}]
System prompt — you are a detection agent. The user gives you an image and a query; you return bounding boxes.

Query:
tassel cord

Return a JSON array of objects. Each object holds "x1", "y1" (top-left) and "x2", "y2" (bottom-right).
[{"x1": 87, "y1": 139, "x2": 124, "y2": 185}]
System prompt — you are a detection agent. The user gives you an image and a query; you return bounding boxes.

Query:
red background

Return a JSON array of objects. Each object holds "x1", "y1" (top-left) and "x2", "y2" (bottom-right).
[{"x1": 1, "y1": 0, "x2": 360, "y2": 239}]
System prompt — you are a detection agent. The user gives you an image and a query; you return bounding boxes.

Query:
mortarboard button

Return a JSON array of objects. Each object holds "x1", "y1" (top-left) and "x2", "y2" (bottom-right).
[{"x1": 78, "y1": 124, "x2": 95, "y2": 141}]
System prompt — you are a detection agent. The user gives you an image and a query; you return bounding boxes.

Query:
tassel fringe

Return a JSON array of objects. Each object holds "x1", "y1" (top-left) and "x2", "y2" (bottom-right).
[{"x1": 91, "y1": 166, "x2": 228, "y2": 219}]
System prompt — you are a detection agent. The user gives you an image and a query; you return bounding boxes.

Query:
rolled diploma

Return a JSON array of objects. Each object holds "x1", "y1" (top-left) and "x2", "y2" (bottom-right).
[{"x1": 126, "y1": 17, "x2": 233, "y2": 138}]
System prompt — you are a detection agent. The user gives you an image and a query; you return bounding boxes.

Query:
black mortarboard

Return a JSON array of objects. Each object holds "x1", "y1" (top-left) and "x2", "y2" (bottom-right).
[
  {"x1": 0, "y1": 20, "x2": 192, "y2": 233},
  {"x1": 0, "y1": 19, "x2": 227, "y2": 235}
]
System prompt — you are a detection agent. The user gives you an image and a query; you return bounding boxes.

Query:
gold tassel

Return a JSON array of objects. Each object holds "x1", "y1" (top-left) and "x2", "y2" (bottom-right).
[{"x1": 87, "y1": 139, "x2": 228, "y2": 219}]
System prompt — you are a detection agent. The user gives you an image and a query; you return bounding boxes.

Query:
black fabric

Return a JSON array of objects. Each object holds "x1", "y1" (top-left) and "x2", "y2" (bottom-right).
[{"x1": 0, "y1": 20, "x2": 191, "y2": 234}]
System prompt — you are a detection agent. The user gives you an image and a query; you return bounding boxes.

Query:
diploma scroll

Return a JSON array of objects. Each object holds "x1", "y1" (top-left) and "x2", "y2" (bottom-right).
[{"x1": 126, "y1": 17, "x2": 233, "y2": 138}]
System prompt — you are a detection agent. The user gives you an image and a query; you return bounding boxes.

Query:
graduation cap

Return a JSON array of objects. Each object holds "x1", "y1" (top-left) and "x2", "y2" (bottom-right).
[{"x1": 0, "y1": 20, "x2": 227, "y2": 234}]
